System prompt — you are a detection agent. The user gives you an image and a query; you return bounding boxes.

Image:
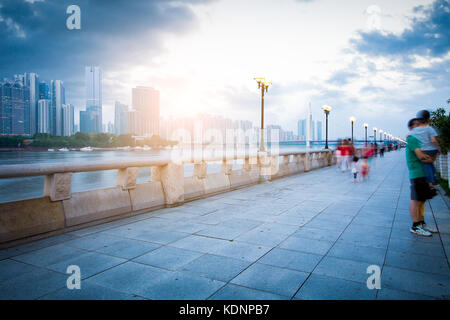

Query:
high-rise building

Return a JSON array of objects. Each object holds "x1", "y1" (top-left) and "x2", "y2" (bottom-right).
[
  {"x1": 126, "y1": 109, "x2": 140, "y2": 135},
  {"x1": 62, "y1": 104, "x2": 74, "y2": 136},
  {"x1": 14, "y1": 73, "x2": 39, "y2": 135},
  {"x1": 107, "y1": 121, "x2": 114, "y2": 134},
  {"x1": 38, "y1": 99, "x2": 51, "y2": 134},
  {"x1": 39, "y1": 81, "x2": 50, "y2": 100},
  {"x1": 316, "y1": 120, "x2": 323, "y2": 141},
  {"x1": 297, "y1": 119, "x2": 306, "y2": 141},
  {"x1": 0, "y1": 80, "x2": 31, "y2": 136},
  {"x1": 131, "y1": 86, "x2": 160, "y2": 136},
  {"x1": 311, "y1": 120, "x2": 316, "y2": 141},
  {"x1": 114, "y1": 101, "x2": 128, "y2": 136},
  {"x1": 50, "y1": 80, "x2": 65, "y2": 136},
  {"x1": 81, "y1": 66, "x2": 102, "y2": 133}
]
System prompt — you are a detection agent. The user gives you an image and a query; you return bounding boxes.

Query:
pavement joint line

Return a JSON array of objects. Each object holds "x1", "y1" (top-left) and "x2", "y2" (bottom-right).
[
  {"x1": 428, "y1": 193, "x2": 450, "y2": 268},
  {"x1": 291, "y1": 153, "x2": 400, "y2": 300},
  {"x1": 377, "y1": 160, "x2": 407, "y2": 299}
]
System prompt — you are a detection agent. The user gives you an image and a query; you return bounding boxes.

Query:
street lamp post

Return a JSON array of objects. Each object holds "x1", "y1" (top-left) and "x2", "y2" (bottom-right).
[
  {"x1": 350, "y1": 116, "x2": 355, "y2": 143},
  {"x1": 379, "y1": 129, "x2": 383, "y2": 144},
  {"x1": 373, "y1": 127, "x2": 377, "y2": 143},
  {"x1": 364, "y1": 123, "x2": 368, "y2": 145},
  {"x1": 254, "y1": 77, "x2": 271, "y2": 152},
  {"x1": 322, "y1": 105, "x2": 332, "y2": 149}
]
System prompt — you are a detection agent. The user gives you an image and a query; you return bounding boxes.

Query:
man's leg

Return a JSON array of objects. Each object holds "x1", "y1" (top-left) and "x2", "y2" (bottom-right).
[
  {"x1": 409, "y1": 200, "x2": 421, "y2": 223},
  {"x1": 409, "y1": 180, "x2": 431, "y2": 236}
]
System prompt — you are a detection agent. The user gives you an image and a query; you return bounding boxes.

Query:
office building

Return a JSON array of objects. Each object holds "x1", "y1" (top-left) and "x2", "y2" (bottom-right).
[
  {"x1": 316, "y1": 120, "x2": 323, "y2": 141},
  {"x1": 297, "y1": 119, "x2": 306, "y2": 141},
  {"x1": 81, "y1": 66, "x2": 102, "y2": 133},
  {"x1": 38, "y1": 99, "x2": 51, "y2": 134},
  {"x1": 62, "y1": 104, "x2": 74, "y2": 136},
  {"x1": 50, "y1": 80, "x2": 65, "y2": 136},
  {"x1": 131, "y1": 86, "x2": 160, "y2": 136},
  {"x1": 114, "y1": 101, "x2": 128, "y2": 136},
  {"x1": 0, "y1": 80, "x2": 31, "y2": 136}
]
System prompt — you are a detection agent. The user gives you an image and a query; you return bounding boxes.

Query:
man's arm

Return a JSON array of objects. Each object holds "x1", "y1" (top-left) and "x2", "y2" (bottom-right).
[
  {"x1": 430, "y1": 136, "x2": 441, "y2": 153},
  {"x1": 414, "y1": 148, "x2": 434, "y2": 163}
]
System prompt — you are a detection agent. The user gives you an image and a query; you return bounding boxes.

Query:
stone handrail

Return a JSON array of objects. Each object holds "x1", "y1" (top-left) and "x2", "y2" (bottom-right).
[{"x1": 0, "y1": 149, "x2": 334, "y2": 247}]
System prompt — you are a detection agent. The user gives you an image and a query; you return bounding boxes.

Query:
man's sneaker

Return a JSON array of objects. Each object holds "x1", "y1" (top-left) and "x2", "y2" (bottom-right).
[
  {"x1": 421, "y1": 222, "x2": 438, "y2": 233},
  {"x1": 410, "y1": 226, "x2": 432, "y2": 237}
]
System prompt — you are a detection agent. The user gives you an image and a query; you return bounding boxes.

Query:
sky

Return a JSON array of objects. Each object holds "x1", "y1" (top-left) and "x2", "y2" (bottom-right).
[{"x1": 0, "y1": 0, "x2": 449, "y2": 140}]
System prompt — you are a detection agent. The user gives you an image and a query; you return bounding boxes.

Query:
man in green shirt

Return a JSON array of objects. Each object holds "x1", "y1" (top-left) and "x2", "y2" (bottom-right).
[{"x1": 406, "y1": 118, "x2": 436, "y2": 236}]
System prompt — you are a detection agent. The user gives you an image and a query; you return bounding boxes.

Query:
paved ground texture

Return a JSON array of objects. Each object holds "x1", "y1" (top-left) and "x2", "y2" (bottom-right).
[{"x1": 0, "y1": 150, "x2": 449, "y2": 300}]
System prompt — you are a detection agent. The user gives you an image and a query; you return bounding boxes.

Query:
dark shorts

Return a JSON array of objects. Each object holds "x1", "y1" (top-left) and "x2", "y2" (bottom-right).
[{"x1": 410, "y1": 177, "x2": 429, "y2": 202}]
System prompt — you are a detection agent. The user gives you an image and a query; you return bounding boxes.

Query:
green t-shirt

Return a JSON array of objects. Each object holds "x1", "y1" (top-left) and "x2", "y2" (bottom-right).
[{"x1": 405, "y1": 135, "x2": 426, "y2": 179}]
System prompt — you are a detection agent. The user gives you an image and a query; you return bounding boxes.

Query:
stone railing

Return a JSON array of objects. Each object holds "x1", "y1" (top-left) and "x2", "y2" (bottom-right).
[{"x1": 0, "y1": 149, "x2": 334, "y2": 247}]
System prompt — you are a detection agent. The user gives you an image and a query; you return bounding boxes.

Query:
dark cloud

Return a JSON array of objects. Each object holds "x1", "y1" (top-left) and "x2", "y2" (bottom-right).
[
  {"x1": 351, "y1": 0, "x2": 450, "y2": 57},
  {"x1": 0, "y1": 0, "x2": 213, "y2": 107}
]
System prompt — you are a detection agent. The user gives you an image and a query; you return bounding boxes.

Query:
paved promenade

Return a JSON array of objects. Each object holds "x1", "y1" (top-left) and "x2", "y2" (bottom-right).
[{"x1": 0, "y1": 150, "x2": 449, "y2": 300}]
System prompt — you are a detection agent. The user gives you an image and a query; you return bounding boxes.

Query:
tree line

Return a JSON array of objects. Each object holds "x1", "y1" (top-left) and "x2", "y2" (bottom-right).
[{"x1": 0, "y1": 132, "x2": 178, "y2": 149}]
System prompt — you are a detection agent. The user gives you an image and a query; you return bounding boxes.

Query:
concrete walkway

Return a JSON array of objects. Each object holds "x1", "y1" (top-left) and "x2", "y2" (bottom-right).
[{"x1": 0, "y1": 150, "x2": 449, "y2": 300}]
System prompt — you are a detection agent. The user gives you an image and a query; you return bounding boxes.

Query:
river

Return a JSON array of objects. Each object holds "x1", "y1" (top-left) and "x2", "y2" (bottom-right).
[{"x1": 0, "y1": 145, "x2": 328, "y2": 203}]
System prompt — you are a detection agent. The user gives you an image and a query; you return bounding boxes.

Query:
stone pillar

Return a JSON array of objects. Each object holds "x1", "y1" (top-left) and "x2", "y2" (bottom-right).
[
  {"x1": 151, "y1": 162, "x2": 184, "y2": 206},
  {"x1": 116, "y1": 167, "x2": 138, "y2": 190},
  {"x1": 304, "y1": 153, "x2": 311, "y2": 172},
  {"x1": 326, "y1": 150, "x2": 332, "y2": 166},
  {"x1": 44, "y1": 172, "x2": 72, "y2": 201},
  {"x1": 221, "y1": 160, "x2": 233, "y2": 175},
  {"x1": 194, "y1": 161, "x2": 207, "y2": 179}
]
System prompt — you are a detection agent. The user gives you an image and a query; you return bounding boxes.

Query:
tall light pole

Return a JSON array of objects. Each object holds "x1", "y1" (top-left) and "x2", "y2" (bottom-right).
[
  {"x1": 379, "y1": 129, "x2": 383, "y2": 144},
  {"x1": 322, "y1": 105, "x2": 332, "y2": 149},
  {"x1": 364, "y1": 123, "x2": 368, "y2": 145},
  {"x1": 373, "y1": 127, "x2": 377, "y2": 143},
  {"x1": 349, "y1": 117, "x2": 355, "y2": 142},
  {"x1": 254, "y1": 77, "x2": 271, "y2": 152}
]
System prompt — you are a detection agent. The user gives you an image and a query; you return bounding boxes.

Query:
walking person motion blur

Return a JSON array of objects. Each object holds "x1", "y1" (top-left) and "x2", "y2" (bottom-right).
[
  {"x1": 379, "y1": 142, "x2": 385, "y2": 157},
  {"x1": 413, "y1": 109, "x2": 441, "y2": 188},
  {"x1": 335, "y1": 139, "x2": 343, "y2": 171},
  {"x1": 359, "y1": 156, "x2": 370, "y2": 181},
  {"x1": 351, "y1": 156, "x2": 359, "y2": 183},
  {"x1": 338, "y1": 139, "x2": 351, "y2": 172},
  {"x1": 405, "y1": 118, "x2": 438, "y2": 236}
]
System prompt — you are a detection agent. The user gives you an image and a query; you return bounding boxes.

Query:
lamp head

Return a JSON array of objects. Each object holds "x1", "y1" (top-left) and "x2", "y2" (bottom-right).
[
  {"x1": 321, "y1": 105, "x2": 332, "y2": 113},
  {"x1": 373, "y1": 127, "x2": 377, "y2": 131},
  {"x1": 364, "y1": 123, "x2": 368, "y2": 128},
  {"x1": 349, "y1": 116, "x2": 356, "y2": 123}
]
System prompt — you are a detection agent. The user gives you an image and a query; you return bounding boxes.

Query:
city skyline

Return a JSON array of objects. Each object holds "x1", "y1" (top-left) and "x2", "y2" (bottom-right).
[{"x1": 0, "y1": 0, "x2": 448, "y2": 140}]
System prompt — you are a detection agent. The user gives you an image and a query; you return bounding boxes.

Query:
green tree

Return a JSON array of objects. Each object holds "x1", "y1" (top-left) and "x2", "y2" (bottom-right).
[{"x1": 430, "y1": 107, "x2": 450, "y2": 153}]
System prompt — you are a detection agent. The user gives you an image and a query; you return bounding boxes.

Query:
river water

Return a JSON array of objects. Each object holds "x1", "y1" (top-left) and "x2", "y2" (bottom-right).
[{"x1": 0, "y1": 145, "x2": 326, "y2": 203}]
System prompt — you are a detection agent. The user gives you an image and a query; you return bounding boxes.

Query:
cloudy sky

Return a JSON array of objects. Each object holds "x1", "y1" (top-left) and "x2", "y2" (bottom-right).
[{"x1": 0, "y1": 0, "x2": 449, "y2": 140}]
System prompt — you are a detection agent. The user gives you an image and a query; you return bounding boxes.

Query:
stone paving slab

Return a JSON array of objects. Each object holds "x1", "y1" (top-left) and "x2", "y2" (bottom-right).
[{"x1": 0, "y1": 150, "x2": 449, "y2": 300}]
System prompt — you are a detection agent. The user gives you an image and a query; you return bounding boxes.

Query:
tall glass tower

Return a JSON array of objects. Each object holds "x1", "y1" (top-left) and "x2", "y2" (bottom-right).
[{"x1": 84, "y1": 66, "x2": 102, "y2": 133}]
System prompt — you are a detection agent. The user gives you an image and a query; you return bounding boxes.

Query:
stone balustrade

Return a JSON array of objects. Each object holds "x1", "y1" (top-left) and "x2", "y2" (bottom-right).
[{"x1": 0, "y1": 149, "x2": 335, "y2": 247}]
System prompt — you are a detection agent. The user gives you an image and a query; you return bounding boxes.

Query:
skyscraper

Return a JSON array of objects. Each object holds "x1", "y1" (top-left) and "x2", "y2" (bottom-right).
[
  {"x1": 131, "y1": 86, "x2": 160, "y2": 136},
  {"x1": 114, "y1": 101, "x2": 128, "y2": 136},
  {"x1": 316, "y1": 120, "x2": 323, "y2": 141},
  {"x1": 39, "y1": 81, "x2": 50, "y2": 100},
  {"x1": 297, "y1": 119, "x2": 306, "y2": 141},
  {"x1": 38, "y1": 99, "x2": 51, "y2": 134},
  {"x1": 0, "y1": 80, "x2": 31, "y2": 136},
  {"x1": 62, "y1": 104, "x2": 74, "y2": 136},
  {"x1": 81, "y1": 66, "x2": 102, "y2": 133},
  {"x1": 50, "y1": 80, "x2": 65, "y2": 136},
  {"x1": 14, "y1": 73, "x2": 39, "y2": 135}
]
